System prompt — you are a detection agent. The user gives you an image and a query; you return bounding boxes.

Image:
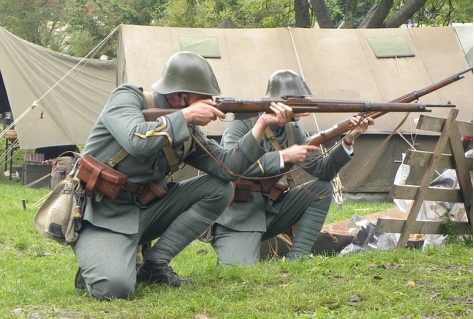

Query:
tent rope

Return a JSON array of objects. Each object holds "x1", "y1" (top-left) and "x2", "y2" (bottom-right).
[
  {"x1": 288, "y1": 26, "x2": 305, "y2": 80},
  {"x1": 397, "y1": 131, "x2": 417, "y2": 150},
  {"x1": 395, "y1": 56, "x2": 419, "y2": 149},
  {"x1": 287, "y1": 26, "x2": 343, "y2": 206}
]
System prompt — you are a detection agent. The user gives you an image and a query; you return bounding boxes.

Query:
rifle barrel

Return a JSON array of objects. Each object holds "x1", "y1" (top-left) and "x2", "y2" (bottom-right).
[{"x1": 141, "y1": 101, "x2": 456, "y2": 121}]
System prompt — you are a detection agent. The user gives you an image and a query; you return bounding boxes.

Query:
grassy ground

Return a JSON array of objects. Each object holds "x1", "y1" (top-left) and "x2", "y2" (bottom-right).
[{"x1": 0, "y1": 176, "x2": 472, "y2": 319}]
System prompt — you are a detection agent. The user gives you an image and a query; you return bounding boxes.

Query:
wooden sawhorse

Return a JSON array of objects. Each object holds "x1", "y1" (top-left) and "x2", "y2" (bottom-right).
[{"x1": 375, "y1": 108, "x2": 472, "y2": 248}]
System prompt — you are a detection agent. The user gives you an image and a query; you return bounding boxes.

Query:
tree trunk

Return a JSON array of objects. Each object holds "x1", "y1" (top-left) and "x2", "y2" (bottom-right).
[
  {"x1": 383, "y1": 0, "x2": 429, "y2": 28},
  {"x1": 340, "y1": 0, "x2": 358, "y2": 28},
  {"x1": 309, "y1": 0, "x2": 334, "y2": 28},
  {"x1": 364, "y1": 0, "x2": 393, "y2": 28},
  {"x1": 295, "y1": 0, "x2": 312, "y2": 27}
]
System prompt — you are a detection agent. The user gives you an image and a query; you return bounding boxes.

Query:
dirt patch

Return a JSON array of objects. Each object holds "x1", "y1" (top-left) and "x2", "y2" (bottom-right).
[{"x1": 322, "y1": 206, "x2": 409, "y2": 235}]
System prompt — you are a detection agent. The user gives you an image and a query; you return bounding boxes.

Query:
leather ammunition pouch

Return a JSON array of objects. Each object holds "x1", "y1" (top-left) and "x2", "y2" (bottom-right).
[
  {"x1": 233, "y1": 180, "x2": 262, "y2": 203},
  {"x1": 268, "y1": 181, "x2": 290, "y2": 202},
  {"x1": 136, "y1": 180, "x2": 170, "y2": 205},
  {"x1": 76, "y1": 155, "x2": 128, "y2": 199}
]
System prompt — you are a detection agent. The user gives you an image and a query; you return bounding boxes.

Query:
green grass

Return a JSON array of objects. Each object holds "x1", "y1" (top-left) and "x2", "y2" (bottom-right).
[{"x1": 0, "y1": 177, "x2": 472, "y2": 319}]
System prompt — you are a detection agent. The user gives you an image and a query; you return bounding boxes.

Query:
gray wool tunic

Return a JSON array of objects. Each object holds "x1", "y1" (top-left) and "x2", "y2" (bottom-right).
[
  {"x1": 214, "y1": 114, "x2": 352, "y2": 232},
  {"x1": 81, "y1": 84, "x2": 266, "y2": 234}
]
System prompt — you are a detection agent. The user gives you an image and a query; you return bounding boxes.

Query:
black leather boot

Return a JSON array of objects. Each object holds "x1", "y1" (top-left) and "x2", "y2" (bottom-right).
[
  {"x1": 74, "y1": 267, "x2": 86, "y2": 290},
  {"x1": 136, "y1": 260, "x2": 196, "y2": 287}
]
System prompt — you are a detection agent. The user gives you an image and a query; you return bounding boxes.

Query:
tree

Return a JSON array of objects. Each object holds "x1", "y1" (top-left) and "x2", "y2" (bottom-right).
[
  {"x1": 64, "y1": 0, "x2": 159, "y2": 57},
  {"x1": 0, "y1": 0, "x2": 69, "y2": 51},
  {"x1": 152, "y1": 0, "x2": 296, "y2": 28},
  {"x1": 1, "y1": 0, "x2": 471, "y2": 58},
  {"x1": 309, "y1": 0, "x2": 473, "y2": 29}
]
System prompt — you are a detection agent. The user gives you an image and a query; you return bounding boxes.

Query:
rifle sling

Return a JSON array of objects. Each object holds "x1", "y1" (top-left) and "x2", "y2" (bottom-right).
[{"x1": 264, "y1": 127, "x2": 296, "y2": 189}]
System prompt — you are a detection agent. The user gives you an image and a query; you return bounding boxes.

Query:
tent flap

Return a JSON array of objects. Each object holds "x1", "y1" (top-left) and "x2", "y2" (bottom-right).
[{"x1": 0, "y1": 27, "x2": 116, "y2": 149}]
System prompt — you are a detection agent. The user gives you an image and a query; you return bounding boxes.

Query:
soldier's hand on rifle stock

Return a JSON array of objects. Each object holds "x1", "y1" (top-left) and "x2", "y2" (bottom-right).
[{"x1": 345, "y1": 116, "x2": 374, "y2": 144}]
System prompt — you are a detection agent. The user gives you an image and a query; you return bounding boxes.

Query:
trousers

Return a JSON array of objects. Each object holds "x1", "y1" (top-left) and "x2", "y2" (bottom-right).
[
  {"x1": 73, "y1": 174, "x2": 233, "y2": 299},
  {"x1": 212, "y1": 179, "x2": 333, "y2": 265}
]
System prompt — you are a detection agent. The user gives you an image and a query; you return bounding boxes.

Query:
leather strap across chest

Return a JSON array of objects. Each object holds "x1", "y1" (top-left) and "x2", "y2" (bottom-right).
[
  {"x1": 264, "y1": 127, "x2": 296, "y2": 189},
  {"x1": 143, "y1": 91, "x2": 192, "y2": 174}
]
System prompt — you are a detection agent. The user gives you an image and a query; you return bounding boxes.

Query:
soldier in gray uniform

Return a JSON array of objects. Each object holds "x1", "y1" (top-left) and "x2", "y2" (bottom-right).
[
  {"x1": 73, "y1": 52, "x2": 295, "y2": 300},
  {"x1": 211, "y1": 69, "x2": 373, "y2": 265}
]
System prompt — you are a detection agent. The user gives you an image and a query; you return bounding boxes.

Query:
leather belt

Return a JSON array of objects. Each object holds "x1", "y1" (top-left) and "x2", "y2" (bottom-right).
[
  {"x1": 250, "y1": 183, "x2": 262, "y2": 192},
  {"x1": 238, "y1": 180, "x2": 262, "y2": 192},
  {"x1": 121, "y1": 181, "x2": 146, "y2": 194}
]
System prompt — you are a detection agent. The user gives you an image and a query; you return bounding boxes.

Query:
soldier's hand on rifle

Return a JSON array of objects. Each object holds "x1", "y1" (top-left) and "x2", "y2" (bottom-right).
[
  {"x1": 281, "y1": 144, "x2": 320, "y2": 164},
  {"x1": 291, "y1": 112, "x2": 310, "y2": 122},
  {"x1": 181, "y1": 96, "x2": 226, "y2": 126},
  {"x1": 251, "y1": 102, "x2": 293, "y2": 142},
  {"x1": 345, "y1": 116, "x2": 374, "y2": 144}
]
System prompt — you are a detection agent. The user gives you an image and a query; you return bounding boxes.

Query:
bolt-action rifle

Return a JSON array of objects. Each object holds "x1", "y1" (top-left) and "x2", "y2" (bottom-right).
[
  {"x1": 259, "y1": 67, "x2": 471, "y2": 193},
  {"x1": 141, "y1": 99, "x2": 451, "y2": 121}
]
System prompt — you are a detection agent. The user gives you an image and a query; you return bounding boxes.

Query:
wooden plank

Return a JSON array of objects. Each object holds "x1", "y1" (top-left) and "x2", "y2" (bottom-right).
[
  {"x1": 375, "y1": 218, "x2": 472, "y2": 235},
  {"x1": 396, "y1": 109, "x2": 459, "y2": 248},
  {"x1": 449, "y1": 121, "x2": 473, "y2": 226},
  {"x1": 416, "y1": 115, "x2": 445, "y2": 133},
  {"x1": 415, "y1": 115, "x2": 472, "y2": 137},
  {"x1": 404, "y1": 150, "x2": 455, "y2": 168},
  {"x1": 457, "y1": 120, "x2": 473, "y2": 138},
  {"x1": 390, "y1": 185, "x2": 463, "y2": 202}
]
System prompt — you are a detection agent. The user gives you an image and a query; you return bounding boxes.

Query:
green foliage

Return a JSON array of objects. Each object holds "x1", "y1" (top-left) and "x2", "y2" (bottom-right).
[
  {"x1": 399, "y1": 0, "x2": 472, "y2": 26},
  {"x1": 63, "y1": 0, "x2": 160, "y2": 57},
  {"x1": 152, "y1": 0, "x2": 295, "y2": 28},
  {"x1": 0, "y1": 0, "x2": 68, "y2": 50}
]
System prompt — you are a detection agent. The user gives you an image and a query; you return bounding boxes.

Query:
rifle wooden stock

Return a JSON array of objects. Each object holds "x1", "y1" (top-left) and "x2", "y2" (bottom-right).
[
  {"x1": 141, "y1": 98, "x2": 452, "y2": 121},
  {"x1": 260, "y1": 67, "x2": 471, "y2": 192}
]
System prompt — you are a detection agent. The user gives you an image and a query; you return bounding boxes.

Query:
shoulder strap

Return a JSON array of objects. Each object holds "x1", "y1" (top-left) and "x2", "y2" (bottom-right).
[
  {"x1": 264, "y1": 128, "x2": 296, "y2": 189},
  {"x1": 107, "y1": 148, "x2": 129, "y2": 168},
  {"x1": 142, "y1": 91, "x2": 183, "y2": 174},
  {"x1": 286, "y1": 123, "x2": 296, "y2": 147},
  {"x1": 143, "y1": 91, "x2": 155, "y2": 109},
  {"x1": 181, "y1": 130, "x2": 194, "y2": 162}
]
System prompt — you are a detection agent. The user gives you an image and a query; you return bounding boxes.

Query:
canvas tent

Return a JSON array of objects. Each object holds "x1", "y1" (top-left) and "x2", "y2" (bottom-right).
[
  {"x1": 117, "y1": 25, "x2": 472, "y2": 135},
  {"x1": 453, "y1": 23, "x2": 473, "y2": 67},
  {"x1": 116, "y1": 25, "x2": 472, "y2": 193},
  {"x1": 1, "y1": 25, "x2": 472, "y2": 193},
  {"x1": 0, "y1": 27, "x2": 116, "y2": 150}
]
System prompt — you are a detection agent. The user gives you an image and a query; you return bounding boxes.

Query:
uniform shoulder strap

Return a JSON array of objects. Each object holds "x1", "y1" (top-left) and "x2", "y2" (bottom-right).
[
  {"x1": 143, "y1": 91, "x2": 155, "y2": 109},
  {"x1": 285, "y1": 122, "x2": 296, "y2": 146},
  {"x1": 142, "y1": 91, "x2": 189, "y2": 174}
]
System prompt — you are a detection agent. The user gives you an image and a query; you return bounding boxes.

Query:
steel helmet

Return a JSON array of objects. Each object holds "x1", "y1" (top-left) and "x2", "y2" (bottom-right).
[
  {"x1": 264, "y1": 69, "x2": 312, "y2": 98},
  {"x1": 152, "y1": 51, "x2": 221, "y2": 95}
]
